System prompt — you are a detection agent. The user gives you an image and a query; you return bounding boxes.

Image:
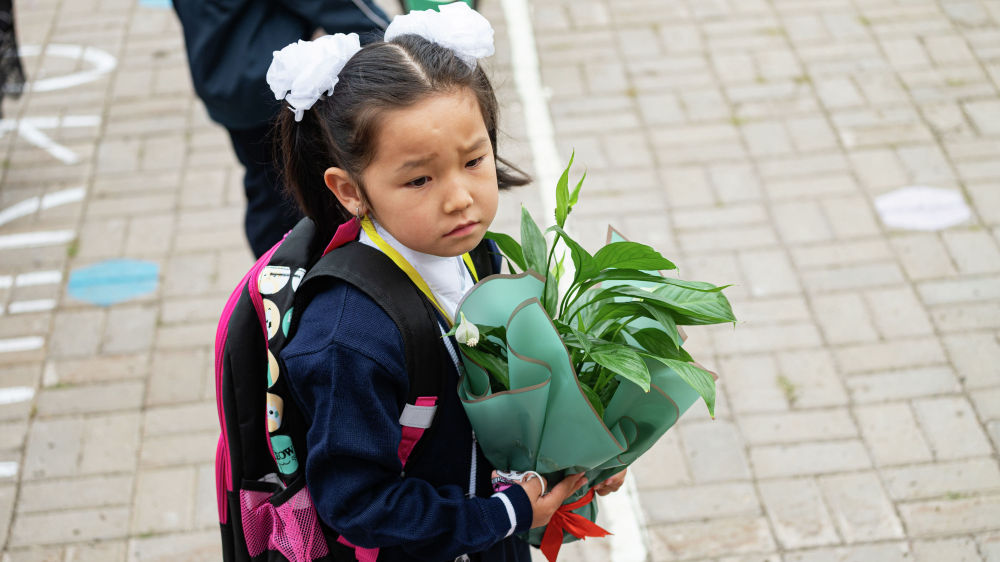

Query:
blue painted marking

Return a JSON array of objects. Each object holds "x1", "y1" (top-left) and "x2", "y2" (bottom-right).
[
  {"x1": 139, "y1": 0, "x2": 172, "y2": 8},
  {"x1": 68, "y1": 259, "x2": 160, "y2": 307}
]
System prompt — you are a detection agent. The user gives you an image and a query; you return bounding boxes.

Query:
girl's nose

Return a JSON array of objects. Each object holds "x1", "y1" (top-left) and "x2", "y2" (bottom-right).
[{"x1": 443, "y1": 182, "x2": 474, "y2": 214}]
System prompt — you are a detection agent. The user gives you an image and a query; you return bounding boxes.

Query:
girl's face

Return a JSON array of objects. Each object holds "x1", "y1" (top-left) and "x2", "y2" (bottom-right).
[{"x1": 331, "y1": 88, "x2": 499, "y2": 258}]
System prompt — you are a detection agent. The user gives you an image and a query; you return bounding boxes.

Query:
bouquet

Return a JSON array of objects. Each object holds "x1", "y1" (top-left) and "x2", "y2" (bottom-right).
[{"x1": 449, "y1": 155, "x2": 735, "y2": 561}]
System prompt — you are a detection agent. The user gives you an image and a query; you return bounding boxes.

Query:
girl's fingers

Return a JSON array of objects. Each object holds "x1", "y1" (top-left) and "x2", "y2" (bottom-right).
[{"x1": 545, "y1": 472, "x2": 587, "y2": 504}]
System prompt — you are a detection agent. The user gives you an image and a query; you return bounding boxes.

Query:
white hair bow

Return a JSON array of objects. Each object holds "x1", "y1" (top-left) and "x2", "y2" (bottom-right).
[
  {"x1": 384, "y1": 2, "x2": 495, "y2": 69},
  {"x1": 266, "y1": 33, "x2": 363, "y2": 122}
]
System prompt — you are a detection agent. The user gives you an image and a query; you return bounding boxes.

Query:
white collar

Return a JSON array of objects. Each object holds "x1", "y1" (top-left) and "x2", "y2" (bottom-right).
[{"x1": 358, "y1": 219, "x2": 474, "y2": 321}]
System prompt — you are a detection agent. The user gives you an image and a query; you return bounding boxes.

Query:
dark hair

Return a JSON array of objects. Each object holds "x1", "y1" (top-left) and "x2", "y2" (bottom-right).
[{"x1": 276, "y1": 34, "x2": 530, "y2": 243}]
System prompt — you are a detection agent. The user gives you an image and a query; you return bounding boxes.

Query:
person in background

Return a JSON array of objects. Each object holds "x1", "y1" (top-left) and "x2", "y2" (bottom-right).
[
  {"x1": 172, "y1": 0, "x2": 390, "y2": 258},
  {"x1": 0, "y1": 0, "x2": 25, "y2": 118}
]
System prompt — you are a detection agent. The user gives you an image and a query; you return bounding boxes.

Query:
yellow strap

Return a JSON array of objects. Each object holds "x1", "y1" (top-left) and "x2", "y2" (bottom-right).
[{"x1": 360, "y1": 216, "x2": 479, "y2": 326}]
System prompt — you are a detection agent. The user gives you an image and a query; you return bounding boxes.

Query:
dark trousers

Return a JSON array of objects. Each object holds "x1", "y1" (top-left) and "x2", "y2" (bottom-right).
[{"x1": 228, "y1": 124, "x2": 303, "y2": 258}]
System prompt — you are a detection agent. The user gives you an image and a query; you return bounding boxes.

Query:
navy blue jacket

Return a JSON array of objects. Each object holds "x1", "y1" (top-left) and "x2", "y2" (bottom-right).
[
  {"x1": 172, "y1": 0, "x2": 388, "y2": 130},
  {"x1": 280, "y1": 282, "x2": 533, "y2": 561}
]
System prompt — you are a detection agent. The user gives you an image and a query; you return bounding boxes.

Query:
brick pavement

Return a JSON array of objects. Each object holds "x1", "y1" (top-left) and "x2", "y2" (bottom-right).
[{"x1": 0, "y1": 0, "x2": 998, "y2": 560}]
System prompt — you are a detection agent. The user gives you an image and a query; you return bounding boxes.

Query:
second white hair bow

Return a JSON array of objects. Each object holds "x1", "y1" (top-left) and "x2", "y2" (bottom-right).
[
  {"x1": 384, "y1": 2, "x2": 495, "y2": 69},
  {"x1": 266, "y1": 33, "x2": 362, "y2": 122}
]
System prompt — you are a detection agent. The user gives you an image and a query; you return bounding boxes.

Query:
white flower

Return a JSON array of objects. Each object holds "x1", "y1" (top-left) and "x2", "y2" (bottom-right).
[
  {"x1": 383, "y1": 2, "x2": 494, "y2": 69},
  {"x1": 455, "y1": 312, "x2": 480, "y2": 347},
  {"x1": 266, "y1": 33, "x2": 362, "y2": 122}
]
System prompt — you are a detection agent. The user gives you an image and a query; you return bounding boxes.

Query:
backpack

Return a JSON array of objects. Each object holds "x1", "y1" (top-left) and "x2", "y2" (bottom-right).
[{"x1": 214, "y1": 217, "x2": 495, "y2": 562}]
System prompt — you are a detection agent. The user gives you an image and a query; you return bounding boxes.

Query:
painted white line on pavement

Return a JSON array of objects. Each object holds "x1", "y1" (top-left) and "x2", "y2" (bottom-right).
[
  {"x1": 0, "y1": 462, "x2": 18, "y2": 478},
  {"x1": 0, "y1": 386, "x2": 34, "y2": 404},
  {"x1": 7, "y1": 299, "x2": 57, "y2": 314},
  {"x1": 16, "y1": 270, "x2": 62, "y2": 286},
  {"x1": 16, "y1": 121, "x2": 80, "y2": 164},
  {"x1": 498, "y1": 1, "x2": 649, "y2": 560},
  {"x1": 18, "y1": 44, "x2": 117, "y2": 92},
  {"x1": 0, "y1": 187, "x2": 85, "y2": 227},
  {"x1": 0, "y1": 336, "x2": 44, "y2": 354},
  {"x1": 0, "y1": 230, "x2": 75, "y2": 250}
]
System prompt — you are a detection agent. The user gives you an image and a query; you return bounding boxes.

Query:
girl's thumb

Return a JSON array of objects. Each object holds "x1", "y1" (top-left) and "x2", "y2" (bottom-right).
[{"x1": 552, "y1": 472, "x2": 587, "y2": 500}]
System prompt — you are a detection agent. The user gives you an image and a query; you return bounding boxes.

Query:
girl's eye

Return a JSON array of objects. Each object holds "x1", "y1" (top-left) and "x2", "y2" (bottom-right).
[
  {"x1": 466, "y1": 156, "x2": 485, "y2": 169},
  {"x1": 407, "y1": 176, "x2": 429, "y2": 187}
]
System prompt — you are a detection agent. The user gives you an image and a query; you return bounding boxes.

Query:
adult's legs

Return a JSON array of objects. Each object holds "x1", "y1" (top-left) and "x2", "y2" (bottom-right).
[{"x1": 227, "y1": 123, "x2": 302, "y2": 258}]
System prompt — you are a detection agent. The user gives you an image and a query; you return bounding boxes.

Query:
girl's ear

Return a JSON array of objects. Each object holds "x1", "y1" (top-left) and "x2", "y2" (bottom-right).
[{"x1": 324, "y1": 167, "x2": 364, "y2": 215}]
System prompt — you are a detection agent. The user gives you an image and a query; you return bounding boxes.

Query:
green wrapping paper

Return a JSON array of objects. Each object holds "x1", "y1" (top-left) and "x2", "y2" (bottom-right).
[{"x1": 454, "y1": 234, "x2": 703, "y2": 554}]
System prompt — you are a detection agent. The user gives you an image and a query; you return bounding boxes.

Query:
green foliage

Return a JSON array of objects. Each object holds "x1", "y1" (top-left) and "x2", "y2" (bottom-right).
[{"x1": 465, "y1": 156, "x2": 735, "y2": 416}]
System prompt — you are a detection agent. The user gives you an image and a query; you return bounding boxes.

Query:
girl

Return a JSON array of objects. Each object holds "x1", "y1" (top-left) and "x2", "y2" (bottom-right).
[{"x1": 269, "y1": 4, "x2": 608, "y2": 561}]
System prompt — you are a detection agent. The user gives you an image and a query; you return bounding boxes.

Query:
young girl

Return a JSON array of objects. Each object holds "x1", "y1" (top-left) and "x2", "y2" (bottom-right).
[{"x1": 269, "y1": 4, "x2": 602, "y2": 560}]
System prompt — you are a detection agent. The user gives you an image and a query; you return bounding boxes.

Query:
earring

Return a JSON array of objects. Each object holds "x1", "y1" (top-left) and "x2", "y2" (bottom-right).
[{"x1": 355, "y1": 206, "x2": 361, "y2": 220}]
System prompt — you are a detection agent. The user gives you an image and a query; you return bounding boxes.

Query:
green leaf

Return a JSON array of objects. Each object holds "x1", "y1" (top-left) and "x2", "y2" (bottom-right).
[
  {"x1": 578, "y1": 380, "x2": 604, "y2": 418},
  {"x1": 460, "y1": 344, "x2": 510, "y2": 390},
  {"x1": 589, "y1": 343, "x2": 651, "y2": 392},
  {"x1": 628, "y1": 327, "x2": 691, "y2": 361},
  {"x1": 592, "y1": 241, "x2": 676, "y2": 272},
  {"x1": 548, "y1": 225, "x2": 596, "y2": 283},
  {"x1": 484, "y1": 231, "x2": 526, "y2": 272},
  {"x1": 636, "y1": 302, "x2": 683, "y2": 349},
  {"x1": 609, "y1": 285, "x2": 736, "y2": 324},
  {"x1": 568, "y1": 170, "x2": 586, "y2": 211},
  {"x1": 543, "y1": 269, "x2": 559, "y2": 318},
  {"x1": 520, "y1": 206, "x2": 548, "y2": 277},
  {"x1": 645, "y1": 357, "x2": 716, "y2": 417},
  {"x1": 554, "y1": 151, "x2": 574, "y2": 228}
]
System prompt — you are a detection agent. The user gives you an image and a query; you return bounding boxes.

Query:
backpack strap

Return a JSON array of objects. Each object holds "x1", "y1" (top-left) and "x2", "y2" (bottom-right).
[{"x1": 289, "y1": 241, "x2": 451, "y2": 466}]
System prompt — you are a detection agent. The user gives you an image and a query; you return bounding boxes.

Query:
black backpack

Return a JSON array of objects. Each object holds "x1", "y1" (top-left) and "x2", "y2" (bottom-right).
[{"x1": 213, "y1": 217, "x2": 494, "y2": 561}]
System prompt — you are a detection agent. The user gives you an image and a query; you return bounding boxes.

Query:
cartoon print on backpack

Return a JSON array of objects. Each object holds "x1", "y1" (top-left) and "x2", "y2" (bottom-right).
[
  {"x1": 263, "y1": 299, "x2": 280, "y2": 340},
  {"x1": 281, "y1": 308, "x2": 293, "y2": 338},
  {"x1": 270, "y1": 434, "x2": 299, "y2": 475},
  {"x1": 267, "y1": 350, "x2": 280, "y2": 387},
  {"x1": 258, "y1": 265, "x2": 291, "y2": 294},
  {"x1": 291, "y1": 268, "x2": 305, "y2": 291},
  {"x1": 266, "y1": 393, "x2": 284, "y2": 432}
]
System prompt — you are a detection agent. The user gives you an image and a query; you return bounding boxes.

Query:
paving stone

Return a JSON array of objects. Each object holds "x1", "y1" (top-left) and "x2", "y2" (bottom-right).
[
  {"x1": 750, "y1": 440, "x2": 871, "y2": 478},
  {"x1": 640, "y1": 482, "x2": 759, "y2": 524},
  {"x1": 962, "y1": 100, "x2": 1000, "y2": 136},
  {"x1": 45, "y1": 353, "x2": 148, "y2": 385},
  {"x1": 855, "y1": 402, "x2": 933, "y2": 466},
  {"x1": 800, "y1": 262, "x2": 905, "y2": 293},
  {"x1": 17, "y1": 474, "x2": 134, "y2": 513},
  {"x1": 48, "y1": 309, "x2": 105, "y2": 359},
  {"x1": 899, "y1": 494, "x2": 1000, "y2": 537},
  {"x1": 783, "y1": 542, "x2": 911, "y2": 562},
  {"x1": 912, "y1": 537, "x2": 982, "y2": 562},
  {"x1": 883, "y1": 457, "x2": 1000, "y2": 501},
  {"x1": 943, "y1": 332, "x2": 1000, "y2": 389},
  {"x1": 848, "y1": 149, "x2": 908, "y2": 191},
  {"x1": 917, "y1": 276, "x2": 1000, "y2": 305},
  {"x1": 131, "y1": 467, "x2": 195, "y2": 534},
  {"x1": 127, "y1": 530, "x2": 225, "y2": 562},
  {"x1": 972, "y1": 387, "x2": 1000, "y2": 421},
  {"x1": 646, "y1": 516, "x2": 775, "y2": 560},
  {"x1": 22, "y1": 418, "x2": 84, "y2": 480},
  {"x1": 737, "y1": 249, "x2": 801, "y2": 297},
  {"x1": 9, "y1": 507, "x2": 130, "y2": 546},
  {"x1": 932, "y1": 301, "x2": 1000, "y2": 332},
  {"x1": 835, "y1": 337, "x2": 946, "y2": 374},
  {"x1": 811, "y1": 293, "x2": 879, "y2": 344},
  {"x1": 740, "y1": 409, "x2": 856, "y2": 445},
  {"x1": 75, "y1": 218, "x2": 127, "y2": 260},
  {"x1": 139, "y1": 430, "x2": 216, "y2": 468},
  {"x1": 912, "y1": 396, "x2": 994, "y2": 460},
  {"x1": 774, "y1": 349, "x2": 849, "y2": 408},
  {"x1": 942, "y1": 230, "x2": 1000, "y2": 274},
  {"x1": 103, "y1": 305, "x2": 158, "y2": 355},
  {"x1": 863, "y1": 286, "x2": 935, "y2": 338},
  {"x1": 143, "y1": 402, "x2": 216, "y2": 437},
  {"x1": 765, "y1": 174, "x2": 858, "y2": 201},
  {"x1": 819, "y1": 471, "x2": 903, "y2": 542},
  {"x1": 758, "y1": 478, "x2": 839, "y2": 548},
  {"x1": 889, "y1": 233, "x2": 959, "y2": 281},
  {"x1": 791, "y1": 239, "x2": 893, "y2": 270},
  {"x1": 772, "y1": 201, "x2": 833, "y2": 243},
  {"x1": 632, "y1": 430, "x2": 691, "y2": 488},
  {"x1": 678, "y1": 420, "x2": 751, "y2": 483},
  {"x1": 981, "y1": 531, "x2": 1000, "y2": 561},
  {"x1": 968, "y1": 182, "x2": 1000, "y2": 225},
  {"x1": 124, "y1": 214, "x2": 174, "y2": 258},
  {"x1": 846, "y1": 366, "x2": 962, "y2": 403},
  {"x1": 35, "y1": 381, "x2": 144, "y2": 416},
  {"x1": 718, "y1": 354, "x2": 791, "y2": 414},
  {"x1": 714, "y1": 322, "x2": 822, "y2": 355}
]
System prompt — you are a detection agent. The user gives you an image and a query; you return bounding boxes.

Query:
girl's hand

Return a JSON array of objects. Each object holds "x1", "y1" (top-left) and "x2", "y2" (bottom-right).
[
  {"x1": 495, "y1": 471, "x2": 588, "y2": 529},
  {"x1": 593, "y1": 468, "x2": 626, "y2": 496}
]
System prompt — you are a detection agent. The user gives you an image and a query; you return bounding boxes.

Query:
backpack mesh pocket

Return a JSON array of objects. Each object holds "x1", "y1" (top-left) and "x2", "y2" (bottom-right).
[{"x1": 239, "y1": 476, "x2": 330, "y2": 561}]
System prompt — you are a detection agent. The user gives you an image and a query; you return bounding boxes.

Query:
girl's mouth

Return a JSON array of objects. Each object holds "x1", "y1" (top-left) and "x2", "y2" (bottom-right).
[{"x1": 445, "y1": 221, "x2": 479, "y2": 237}]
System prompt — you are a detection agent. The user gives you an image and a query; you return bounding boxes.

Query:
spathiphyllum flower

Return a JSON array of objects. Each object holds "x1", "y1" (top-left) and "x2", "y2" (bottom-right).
[{"x1": 456, "y1": 312, "x2": 480, "y2": 347}]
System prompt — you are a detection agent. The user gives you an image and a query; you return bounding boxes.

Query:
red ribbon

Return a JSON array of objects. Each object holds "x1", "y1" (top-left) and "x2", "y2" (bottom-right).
[{"x1": 540, "y1": 488, "x2": 612, "y2": 562}]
